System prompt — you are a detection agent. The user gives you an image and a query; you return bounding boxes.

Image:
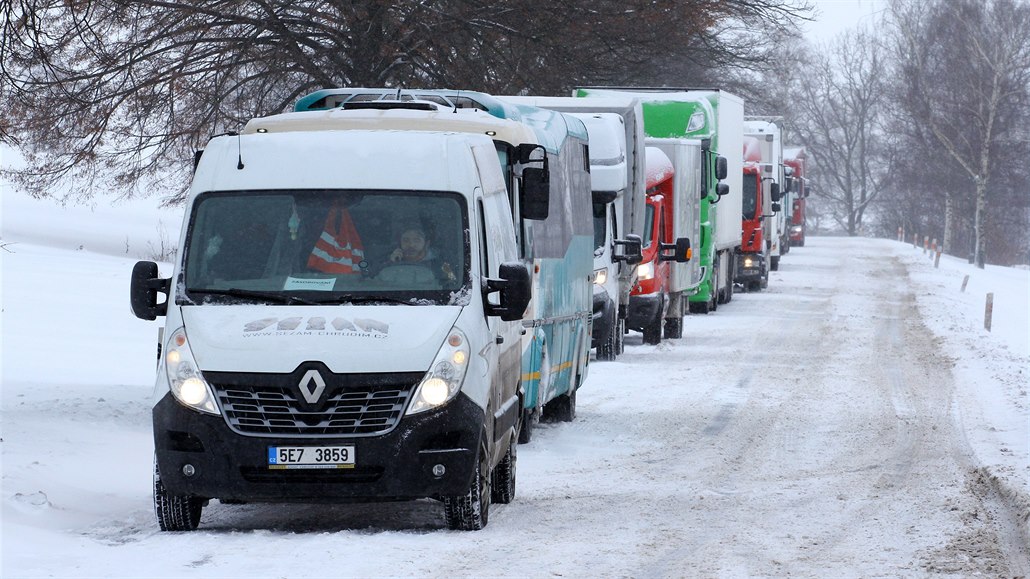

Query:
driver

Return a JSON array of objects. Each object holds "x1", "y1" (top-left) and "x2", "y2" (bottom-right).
[{"x1": 385, "y1": 227, "x2": 456, "y2": 282}]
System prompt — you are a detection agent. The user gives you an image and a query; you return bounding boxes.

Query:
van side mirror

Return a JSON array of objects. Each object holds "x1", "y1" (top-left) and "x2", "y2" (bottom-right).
[
  {"x1": 485, "y1": 262, "x2": 531, "y2": 321},
  {"x1": 715, "y1": 156, "x2": 728, "y2": 180},
  {"x1": 130, "y1": 261, "x2": 171, "y2": 320},
  {"x1": 613, "y1": 234, "x2": 643, "y2": 265},
  {"x1": 658, "y1": 237, "x2": 692, "y2": 263},
  {"x1": 772, "y1": 202, "x2": 782, "y2": 213},
  {"x1": 770, "y1": 182, "x2": 782, "y2": 202},
  {"x1": 521, "y1": 168, "x2": 550, "y2": 220}
]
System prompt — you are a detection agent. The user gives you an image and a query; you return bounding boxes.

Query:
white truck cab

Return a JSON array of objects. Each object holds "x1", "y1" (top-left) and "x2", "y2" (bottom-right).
[{"x1": 131, "y1": 129, "x2": 530, "y2": 531}]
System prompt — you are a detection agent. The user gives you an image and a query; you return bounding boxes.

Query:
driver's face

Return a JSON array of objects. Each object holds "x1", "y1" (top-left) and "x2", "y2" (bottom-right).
[{"x1": 400, "y1": 230, "x2": 427, "y2": 261}]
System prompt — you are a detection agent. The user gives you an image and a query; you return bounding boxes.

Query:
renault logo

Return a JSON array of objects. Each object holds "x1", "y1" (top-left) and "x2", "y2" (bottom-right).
[{"x1": 298, "y1": 369, "x2": 327, "y2": 404}]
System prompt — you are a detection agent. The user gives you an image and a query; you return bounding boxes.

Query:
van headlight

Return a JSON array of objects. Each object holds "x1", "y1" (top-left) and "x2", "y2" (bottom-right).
[
  {"x1": 407, "y1": 328, "x2": 471, "y2": 415},
  {"x1": 637, "y1": 261, "x2": 655, "y2": 281},
  {"x1": 164, "y1": 327, "x2": 219, "y2": 415}
]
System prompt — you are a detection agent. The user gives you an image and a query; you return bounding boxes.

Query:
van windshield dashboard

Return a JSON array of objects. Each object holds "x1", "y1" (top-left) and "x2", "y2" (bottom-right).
[{"x1": 181, "y1": 190, "x2": 470, "y2": 306}]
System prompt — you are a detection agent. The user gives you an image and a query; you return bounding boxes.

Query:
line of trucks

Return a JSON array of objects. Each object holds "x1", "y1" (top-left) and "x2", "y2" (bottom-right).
[{"x1": 129, "y1": 86, "x2": 810, "y2": 532}]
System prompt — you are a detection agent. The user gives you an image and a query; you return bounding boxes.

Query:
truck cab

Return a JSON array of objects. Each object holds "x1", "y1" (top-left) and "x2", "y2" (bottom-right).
[
  {"x1": 736, "y1": 136, "x2": 771, "y2": 291},
  {"x1": 131, "y1": 129, "x2": 531, "y2": 532}
]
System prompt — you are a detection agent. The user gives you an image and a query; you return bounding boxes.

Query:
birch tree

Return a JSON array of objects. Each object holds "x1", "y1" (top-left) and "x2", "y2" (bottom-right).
[{"x1": 887, "y1": 0, "x2": 1030, "y2": 267}]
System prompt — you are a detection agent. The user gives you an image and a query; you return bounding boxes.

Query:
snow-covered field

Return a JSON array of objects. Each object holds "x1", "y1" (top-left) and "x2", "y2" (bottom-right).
[{"x1": 2, "y1": 194, "x2": 1027, "y2": 577}]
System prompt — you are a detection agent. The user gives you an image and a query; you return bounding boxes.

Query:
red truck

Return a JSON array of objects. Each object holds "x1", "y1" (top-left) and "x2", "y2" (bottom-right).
[
  {"x1": 736, "y1": 136, "x2": 770, "y2": 291},
  {"x1": 784, "y1": 146, "x2": 808, "y2": 247},
  {"x1": 626, "y1": 145, "x2": 693, "y2": 344}
]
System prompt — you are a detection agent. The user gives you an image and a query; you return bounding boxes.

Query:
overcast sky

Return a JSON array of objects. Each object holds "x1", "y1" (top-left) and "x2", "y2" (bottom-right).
[{"x1": 801, "y1": 0, "x2": 888, "y2": 44}]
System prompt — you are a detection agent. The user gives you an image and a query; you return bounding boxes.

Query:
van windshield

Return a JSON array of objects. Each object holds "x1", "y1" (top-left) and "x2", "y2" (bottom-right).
[{"x1": 181, "y1": 190, "x2": 470, "y2": 306}]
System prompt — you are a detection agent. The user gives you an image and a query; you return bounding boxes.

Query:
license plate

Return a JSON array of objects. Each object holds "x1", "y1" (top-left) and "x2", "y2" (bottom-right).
[{"x1": 267, "y1": 446, "x2": 355, "y2": 469}]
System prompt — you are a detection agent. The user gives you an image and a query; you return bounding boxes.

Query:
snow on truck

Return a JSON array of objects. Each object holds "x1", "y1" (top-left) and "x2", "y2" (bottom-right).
[
  {"x1": 131, "y1": 129, "x2": 533, "y2": 531},
  {"x1": 737, "y1": 136, "x2": 772, "y2": 291},
  {"x1": 499, "y1": 96, "x2": 647, "y2": 361},
  {"x1": 575, "y1": 87, "x2": 741, "y2": 314},
  {"x1": 290, "y1": 88, "x2": 594, "y2": 443}
]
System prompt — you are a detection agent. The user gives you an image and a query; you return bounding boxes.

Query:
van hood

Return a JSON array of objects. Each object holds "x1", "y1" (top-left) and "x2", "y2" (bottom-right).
[{"x1": 180, "y1": 305, "x2": 462, "y2": 374}]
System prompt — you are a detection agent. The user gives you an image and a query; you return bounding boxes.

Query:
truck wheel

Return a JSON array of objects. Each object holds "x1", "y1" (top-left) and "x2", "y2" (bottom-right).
[
  {"x1": 663, "y1": 316, "x2": 682, "y2": 339},
  {"x1": 596, "y1": 311, "x2": 618, "y2": 361},
  {"x1": 689, "y1": 301, "x2": 710, "y2": 314},
  {"x1": 153, "y1": 458, "x2": 203, "y2": 532},
  {"x1": 642, "y1": 311, "x2": 662, "y2": 345},
  {"x1": 443, "y1": 443, "x2": 491, "y2": 530},
  {"x1": 771, "y1": 256, "x2": 780, "y2": 271},
  {"x1": 545, "y1": 387, "x2": 576, "y2": 422},
  {"x1": 491, "y1": 435, "x2": 517, "y2": 504}
]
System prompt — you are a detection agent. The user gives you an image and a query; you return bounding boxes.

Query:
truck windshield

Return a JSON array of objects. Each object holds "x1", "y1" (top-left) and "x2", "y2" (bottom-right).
[
  {"x1": 742, "y1": 174, "x2": 758, "y2": 219},
  {"x1": 181, "y1": 190, "x2": 470, "y2": 306}
]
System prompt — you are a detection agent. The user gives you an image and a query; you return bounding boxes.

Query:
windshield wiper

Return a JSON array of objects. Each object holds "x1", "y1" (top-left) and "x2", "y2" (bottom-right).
[
  {"x1": 189, "y1": 288, "x2": 319, "y2": 305},
  {"x1": 310, "y1": 294, "x2": 418, "y2": 306}
]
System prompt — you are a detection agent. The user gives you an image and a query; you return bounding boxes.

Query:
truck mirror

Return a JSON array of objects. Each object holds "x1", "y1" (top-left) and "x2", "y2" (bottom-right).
[
  {"x1": 485, "y1": 262, "x2": 531, "y2": 321},
  {"x1": 130, "y1": 261, "x2": 171, "y2": 320},
  {"x1": 715, "y1": 156, "x2": 728, "y2": 181},
  {"x1": 711, "y1": 183, "x2": 730, "y2": 203},
  {"x1": 658, "y1": 237, "x2": 692, "y2": 263},
  {"x1": 772, "y1": 202, "x2": 782, "y2": 213},
  {"x1": 592, "y1": 190, "x2": 617, "y2": 205},
  {"x1": 771, "y1": 182, "x2": 782, "y2": 202},
  {"x1": 193, "y1": 150, "x2": 204, "y2": 173},
  {"x1": 521, "y1": 168, "x2": 550, "y2": 220},
  {"x1": 613, "y1": 234, "x2": 643, "y2": 265}
]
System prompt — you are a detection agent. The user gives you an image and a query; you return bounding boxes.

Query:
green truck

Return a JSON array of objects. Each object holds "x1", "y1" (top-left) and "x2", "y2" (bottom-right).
[{"x1": 575, "y1": 88, "x2": 743, "y2": 313}]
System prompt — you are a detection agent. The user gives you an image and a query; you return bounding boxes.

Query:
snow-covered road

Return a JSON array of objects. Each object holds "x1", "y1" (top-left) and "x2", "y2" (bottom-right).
[{"x1": 3, "y1": 236, "x2": 1028, "y2": 577}]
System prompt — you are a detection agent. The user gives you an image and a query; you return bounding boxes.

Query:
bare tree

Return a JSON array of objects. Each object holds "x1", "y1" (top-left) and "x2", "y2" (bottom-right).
[
  {"x1": 1, "y1": 0, "x2": 810, "y2": 204},
  {"x1": 788, "y1": 28, "x2": 892, "y2": 235},
  {"x1": 887, "y1": 0, "x2": 1030, "y2": 267}
]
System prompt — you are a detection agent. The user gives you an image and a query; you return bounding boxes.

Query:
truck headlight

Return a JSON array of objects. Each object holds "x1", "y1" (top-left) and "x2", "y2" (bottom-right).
[
  {"x1": 164, "y1": 328, "x2": 219, "y2": 415},
  {"x1": 407, "y1": 328, "x2": 471, "y2": 415},
  {"x1": 743, "y1": 256, "x2": 755, "y2": 268},
  {"x1": 790, "y1": 225, "x2": 803, "y2": 234},
  {"x1": 636, "y1": 261, "x2": 654, "y2": 281},
  {"x1": 593, "y1": 268, "x2": 608, "y2": 286}
]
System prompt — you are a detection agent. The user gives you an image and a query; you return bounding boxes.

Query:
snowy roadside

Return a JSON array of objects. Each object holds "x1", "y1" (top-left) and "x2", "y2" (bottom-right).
[{"x1": 892, "y1": 239, "x2": 1030, "y2": 541}]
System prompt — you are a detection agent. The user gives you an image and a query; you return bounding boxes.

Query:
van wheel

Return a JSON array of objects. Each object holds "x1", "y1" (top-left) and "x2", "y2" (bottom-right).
[
  {"x1": 153, "y1": 458, "x2": 203, "y2": 532},
  {"x1": 596, "y1": 311, "x2": 618, "y2": 361},
  {"x1": 545, "y1": 387, "x2": 576, "y2": 422},
  {"x1": 663, "y1": 316, "x2": 682, "y2": 339},
  {"x1": 491, "y1": 435, "x2": 517, "y2": 504},
  {"x1": 615, "y1": 318, "x2": 625, "y2": 355},
  {"x1": 443, "y1": 443, "x2": 491, "y2": 530}
]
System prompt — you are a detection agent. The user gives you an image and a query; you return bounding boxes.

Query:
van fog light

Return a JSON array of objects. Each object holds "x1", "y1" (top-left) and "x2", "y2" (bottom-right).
[{"x1": 432, "y1": 464, "x2": 446, "y2": 477}]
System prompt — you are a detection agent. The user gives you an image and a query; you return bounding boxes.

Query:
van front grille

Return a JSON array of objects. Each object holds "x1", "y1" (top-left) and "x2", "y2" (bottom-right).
[{"x1": 205, "y1": 368, "x2": 423, "y2": 438}]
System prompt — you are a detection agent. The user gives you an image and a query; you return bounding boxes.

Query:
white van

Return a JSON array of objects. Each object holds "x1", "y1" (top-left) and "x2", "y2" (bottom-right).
[{"x1": 131, "y1": 129, "x2": 531, "y2": 531}]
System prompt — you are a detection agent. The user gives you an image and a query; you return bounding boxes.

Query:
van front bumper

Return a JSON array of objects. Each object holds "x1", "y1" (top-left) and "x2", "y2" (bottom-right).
[{"x1": 153, "y1": 392, "x2": 484, "y2": 503}]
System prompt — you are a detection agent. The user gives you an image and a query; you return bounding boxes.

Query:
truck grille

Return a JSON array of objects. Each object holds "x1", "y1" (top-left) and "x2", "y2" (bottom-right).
[{"x1": 205, "y1": 369, "x2": 422, "y2": 437}]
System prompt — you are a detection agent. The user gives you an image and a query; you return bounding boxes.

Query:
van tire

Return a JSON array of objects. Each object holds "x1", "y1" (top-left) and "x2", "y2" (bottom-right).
[
  {"x1": 491, "y1": 435, "x2": 517, "y2": 504},
  {"x1": 597, "y1": 310, "x2": 618, "y2": 361},
  {"x1": 153, "y1": 458, "x2": 203, "y2": 532},
  {"x1": 443, "y1": 443, "x2": 491, "y2": 530},
  {"x1": 615, "y1": 318, "x2": 625, "y2": 355}
]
